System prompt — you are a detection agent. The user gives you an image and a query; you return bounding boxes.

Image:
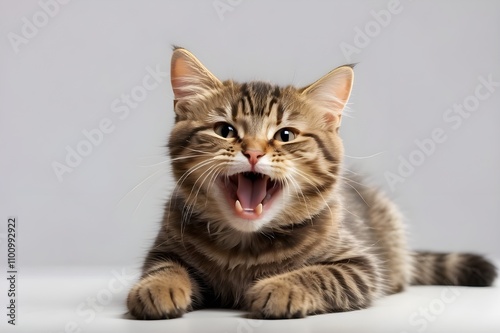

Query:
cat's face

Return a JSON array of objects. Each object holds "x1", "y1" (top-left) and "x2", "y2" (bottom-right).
[{"x1": 168, "y1": 48, "x2": 353, "y2": 233}]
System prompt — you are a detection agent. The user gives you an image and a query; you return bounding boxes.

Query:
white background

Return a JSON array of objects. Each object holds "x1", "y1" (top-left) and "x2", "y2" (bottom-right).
[{"x1": 0, "y1": 1, "x2": 499, "y2": 332}]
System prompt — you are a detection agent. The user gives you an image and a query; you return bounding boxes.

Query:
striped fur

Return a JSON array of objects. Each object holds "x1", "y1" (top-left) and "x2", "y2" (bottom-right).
[
  {"x1": 411, "y1": 252, "x2": 497, "y2": 286},
  {"x1": 126, "y1": 48, "x2": 497, "y2": 320}
]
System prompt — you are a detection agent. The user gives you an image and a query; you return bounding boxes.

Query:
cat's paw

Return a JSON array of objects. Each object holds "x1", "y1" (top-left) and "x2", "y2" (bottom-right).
[
  {"x1": 246, "y1": 277, "x2": 314, "y2": 319},
  {"x1": 127, "y1": 273, "x2": 192, "y2": 320}
]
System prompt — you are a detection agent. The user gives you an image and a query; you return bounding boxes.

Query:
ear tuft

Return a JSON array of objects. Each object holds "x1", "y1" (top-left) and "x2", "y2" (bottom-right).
[{"x1": 171, "y1": 48, "x2": 221, "y2": 100}]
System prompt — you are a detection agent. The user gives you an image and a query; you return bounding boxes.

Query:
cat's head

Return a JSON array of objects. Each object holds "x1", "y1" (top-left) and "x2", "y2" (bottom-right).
[{"x1": 168, "y1": 47, "x2": 353, "y2": 234}]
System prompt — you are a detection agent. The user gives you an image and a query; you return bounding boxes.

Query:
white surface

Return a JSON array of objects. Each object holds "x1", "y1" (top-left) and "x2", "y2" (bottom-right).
[
  {"x1": 0, "y1": 0, "x2": 499, "y2": 268},
  {"x1": 1, "y1": 267, "x2": 499, "y2": 333}
]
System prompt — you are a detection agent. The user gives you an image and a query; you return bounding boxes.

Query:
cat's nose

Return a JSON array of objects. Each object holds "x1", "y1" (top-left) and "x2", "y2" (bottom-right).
[{"x1": 243, "y1": 149, "x2": 264, "y2": 166}]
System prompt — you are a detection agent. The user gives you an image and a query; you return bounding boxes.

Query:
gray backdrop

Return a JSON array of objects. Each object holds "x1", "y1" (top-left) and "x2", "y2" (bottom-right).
[{"x1": 1, "y1": 0, "x2": 499, "y2": 269}]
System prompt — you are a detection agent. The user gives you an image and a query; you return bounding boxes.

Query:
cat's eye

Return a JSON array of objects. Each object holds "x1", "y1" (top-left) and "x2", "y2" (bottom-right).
[
  {"x1": 214, "y1": 122, "x2": 237, "y2": 139},
  {"x1": 274, "y1": 128, "x2": 297, "y2": 142}
]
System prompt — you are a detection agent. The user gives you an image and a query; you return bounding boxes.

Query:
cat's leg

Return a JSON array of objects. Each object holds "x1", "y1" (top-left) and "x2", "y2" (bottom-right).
[
  {"x1": 246, "y1": 256, "x2": 381, "y2": 319},
  {"x1": 127, "y1": 261, "x2": 201, "y2": 320}
]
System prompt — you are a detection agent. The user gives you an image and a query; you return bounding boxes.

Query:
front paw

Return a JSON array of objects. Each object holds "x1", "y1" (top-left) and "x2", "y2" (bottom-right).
[
  {"x1": 127, "y1": 273, "x2": 192, "y2": 320},
  {"x1": 246, "y1": 277, "x2": 315, "y2": 319}
]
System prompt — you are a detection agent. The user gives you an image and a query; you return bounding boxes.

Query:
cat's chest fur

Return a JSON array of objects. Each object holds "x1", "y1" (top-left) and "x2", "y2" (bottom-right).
[{"x1": 161, "y1": 205, "x2": 340, "y2": 306}]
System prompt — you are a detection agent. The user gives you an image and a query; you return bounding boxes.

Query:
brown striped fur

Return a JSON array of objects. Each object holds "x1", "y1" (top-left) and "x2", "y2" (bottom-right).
[{"x1": 126, "y1": 47, "x2": 497, "y2": 320}]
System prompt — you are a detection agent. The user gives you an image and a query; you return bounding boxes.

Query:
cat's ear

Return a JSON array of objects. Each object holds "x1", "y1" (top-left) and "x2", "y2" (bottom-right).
[
  {"x1": 171, "y1": 47, "x2": 222, "y2": 101},
  {"x1": 300, "y1": 65, "x2": 354, "y2": 128}
]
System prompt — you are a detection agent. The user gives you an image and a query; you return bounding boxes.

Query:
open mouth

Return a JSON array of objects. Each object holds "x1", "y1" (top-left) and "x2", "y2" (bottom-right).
[{"x1": 220, "y1": 172, "x2": 282, "y2": 220}]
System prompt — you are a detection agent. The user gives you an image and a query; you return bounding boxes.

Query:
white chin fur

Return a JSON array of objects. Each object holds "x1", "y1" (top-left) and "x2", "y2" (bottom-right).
[{"x1": 226, "y1": 217, "x2": 270, "y2": 233}]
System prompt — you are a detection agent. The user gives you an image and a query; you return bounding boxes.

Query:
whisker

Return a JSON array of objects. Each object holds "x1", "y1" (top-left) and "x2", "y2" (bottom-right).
[
  {"x1": 177, "y1": 161, "x2": 218, "y2": 225},
  {"x1": 116, "y1": 168, "x2": 165, "y2": 208},
  {"x1": 336, "y1": 174, "x2": 368, "y2": 188},
  {"x1": 170, "y1": 154, "x2": 212, "y2": 162},
  {"x1": 286, "y1": 176, "x2": 313, "y2": 223},
  {"x1": 139, "y1": 160, "x2": 170, "y2": 168},
  {"x1": 204, "y1": 161, "x2": 235, "y2": 207},
  {"x1": 133, "y1": 172, "x2": 169, "y2": 215},
  {"x1": 182, "y1": 162, "x2": 220, "y2": 225},
  {"x1": 183, "y1": 147, "x2": 217, "y2": 155},
  {"x1": 344, "y1": 151, "x2": 385, "y2": 159},
  {"x1": 290, "y1": 169, "x2": 334, "y2": 222},
  {"x1": 166, "y1": 158, "x2": 218, "y2": 231}
]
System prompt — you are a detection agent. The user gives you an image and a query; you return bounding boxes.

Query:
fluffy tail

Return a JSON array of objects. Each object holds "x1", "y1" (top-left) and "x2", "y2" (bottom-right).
[{"x1": 410, "y1": 251, "x2": 497, "y2": 286}]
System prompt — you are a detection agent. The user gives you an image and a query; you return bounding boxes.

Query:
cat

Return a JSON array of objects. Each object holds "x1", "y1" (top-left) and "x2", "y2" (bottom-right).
[{"x1": 126, "y1": 47, "x2": 497, "y2": 320}]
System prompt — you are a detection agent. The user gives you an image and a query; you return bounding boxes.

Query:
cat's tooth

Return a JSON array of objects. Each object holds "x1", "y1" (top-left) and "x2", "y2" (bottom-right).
[
  {"x1": 255, "y1": 203, "x2": 263, "y2": 215},
  {"x1": 235, "y1": 200, "x2": 243, "y2": 213}
]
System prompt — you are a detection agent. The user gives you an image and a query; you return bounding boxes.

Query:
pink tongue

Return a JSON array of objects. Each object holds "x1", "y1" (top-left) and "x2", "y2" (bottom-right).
[{"x1": 236, "y1": 174, "x2": 268, "y2": 210}]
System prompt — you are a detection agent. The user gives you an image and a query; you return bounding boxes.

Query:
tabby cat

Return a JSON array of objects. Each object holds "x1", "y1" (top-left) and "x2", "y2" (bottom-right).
[{"x1": 127, "y1": 47, "x2": 497, "y2": 319}]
